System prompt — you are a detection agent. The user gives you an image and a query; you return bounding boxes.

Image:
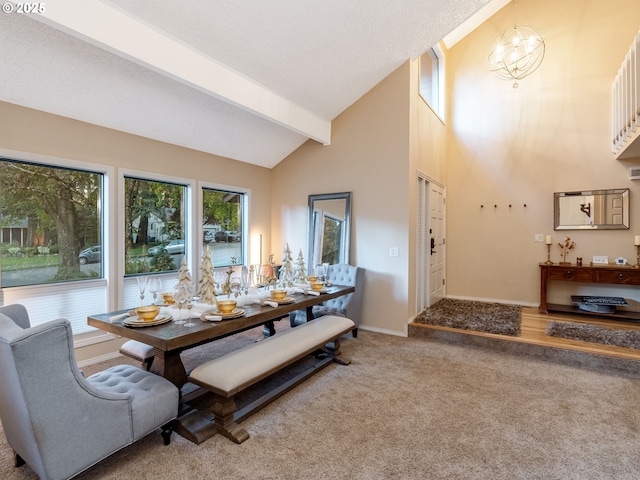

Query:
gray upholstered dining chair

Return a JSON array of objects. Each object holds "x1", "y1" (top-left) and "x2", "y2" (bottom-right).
[
  {"x1": 0, "y1": 304, "x2": 180, "y2": 480},
  {"x1": 290, "y1": 263, "x2": 365, "y2": 337}
]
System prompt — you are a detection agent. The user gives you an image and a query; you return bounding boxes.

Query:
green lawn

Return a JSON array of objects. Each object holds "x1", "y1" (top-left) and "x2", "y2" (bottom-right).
[
  {"x1": 0, "y1": 254, "x2": 61, "y2": 271},
  {"x1": 1, "y1": 247, "x2": 150, "y2": 272}
]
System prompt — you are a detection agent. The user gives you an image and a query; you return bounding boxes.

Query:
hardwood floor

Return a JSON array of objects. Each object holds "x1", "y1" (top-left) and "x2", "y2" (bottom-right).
[{"x1": 409, "y1": 306, "x2": 640, "y2": 362}]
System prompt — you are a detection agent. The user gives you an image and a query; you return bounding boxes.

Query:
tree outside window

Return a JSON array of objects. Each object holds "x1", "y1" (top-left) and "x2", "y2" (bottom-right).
[
  {"x1": 202, "y1": 188, "x2": 244, "y2": 267},
  {"x1": 0, "y1": 158, "x2": 102, "y2": 287},
  {"x1": 124, "y1": 177, "x2": 186, "y2": 274}
]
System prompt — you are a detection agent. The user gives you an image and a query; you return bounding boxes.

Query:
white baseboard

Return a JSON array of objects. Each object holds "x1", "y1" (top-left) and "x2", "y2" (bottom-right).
[
  {"x1": 77, "y1": 351, "x2": 122, "y2": 368},
  {"x1": 359, "y1": 325, "x2": 408, "y2": 338}
]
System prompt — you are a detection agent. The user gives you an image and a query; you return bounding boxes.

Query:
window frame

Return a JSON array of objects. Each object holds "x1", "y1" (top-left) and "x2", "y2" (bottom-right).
[
  {"x1": 118, "y1": 169, "x2": 195, "y2": 312},
  {"x1": 0, "y1": 147, "x2": 114, "y2": 341},
  {"x1": 198, "y1": 180, "x2": 250, "y2": 271},
  {"x1": 419, "y1": 44, "x2": 446, "y2": 122}
]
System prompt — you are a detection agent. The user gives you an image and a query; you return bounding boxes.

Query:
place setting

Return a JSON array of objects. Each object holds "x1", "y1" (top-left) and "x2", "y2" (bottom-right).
[{"x1": 121, "y1": 305, "x2": 173, "y2": 328}]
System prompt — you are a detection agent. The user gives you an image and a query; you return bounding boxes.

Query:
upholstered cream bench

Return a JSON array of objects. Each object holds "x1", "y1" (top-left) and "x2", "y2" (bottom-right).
[{"x1": 188, "y1": 315, "x2": 355, "y2": 443}]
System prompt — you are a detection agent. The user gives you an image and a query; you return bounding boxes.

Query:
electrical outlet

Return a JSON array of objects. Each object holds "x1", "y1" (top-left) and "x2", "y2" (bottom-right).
[
  {"x1": 534, "y1": 234, "x2": 544, "y2": 243},
  {"x1": 390, "y1": 247, "x2": 399, "y2": 257}
]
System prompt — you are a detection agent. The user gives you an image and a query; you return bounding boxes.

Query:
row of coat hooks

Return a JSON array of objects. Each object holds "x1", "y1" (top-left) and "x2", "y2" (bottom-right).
[{"x1": 480, "y1": 204, "x2": 527, "y2": 208}]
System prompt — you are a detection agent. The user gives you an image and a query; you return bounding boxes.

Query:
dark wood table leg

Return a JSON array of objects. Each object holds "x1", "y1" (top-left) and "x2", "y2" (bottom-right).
[{"x1": 150, "y1": 348, "x2": 188, "y2": 389}]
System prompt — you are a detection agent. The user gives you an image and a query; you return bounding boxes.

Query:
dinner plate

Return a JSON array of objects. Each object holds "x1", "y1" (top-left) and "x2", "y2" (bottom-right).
[
  {"x1": 213, "y1": 307, "x2": 246, "y2": 319},
  {"x1": 123, "y1": 314, "x2": 172, "y2": 327},
  {"x1": 275, "y1": 296, "x2": 296, "y2": 305}
]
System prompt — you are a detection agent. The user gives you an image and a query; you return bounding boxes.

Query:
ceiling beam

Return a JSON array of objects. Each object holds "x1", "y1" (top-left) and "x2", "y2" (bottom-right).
[{"x1": 30, "y1": 0, "x2": 331, "y2": 145}]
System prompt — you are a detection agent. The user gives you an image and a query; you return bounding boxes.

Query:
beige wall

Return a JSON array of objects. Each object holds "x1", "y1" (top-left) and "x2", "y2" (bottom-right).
[
  {"x1": 446, "y1": 0, "x2": 640, "y2": 306},
  {"x1": 0, "y1": 101, "x2": 272, "y2": 361},
  {"x1": 272, "y1": 62, "x2": 413, "y2": 335},
  {"x1": 408, "y1": 55, "x2": 449, "y2": 314}
]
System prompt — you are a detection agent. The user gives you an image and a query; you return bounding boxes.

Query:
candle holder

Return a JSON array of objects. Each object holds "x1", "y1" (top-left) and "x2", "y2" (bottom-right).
[
  {"x1": 544, "y1": 244, "x2": 553, "y2": 265},
  {"x1": 634, "y1": 245, "x2": 640, "y2": 269}
]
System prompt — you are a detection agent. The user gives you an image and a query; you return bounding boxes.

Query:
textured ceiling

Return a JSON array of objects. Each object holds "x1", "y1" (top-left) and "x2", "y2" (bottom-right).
[{"x1": 0, "y1": 0, "x2": 498, "y2": 168}]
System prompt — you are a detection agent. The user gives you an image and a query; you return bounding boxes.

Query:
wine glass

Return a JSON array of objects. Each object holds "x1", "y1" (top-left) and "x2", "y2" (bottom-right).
[
  {"x1": 173, "y1": 286, "x2": 187, "y2": 325},
  {"x1": 214, "y1": 270, "x2": 227, "y2": 295},
  {"x1": 148, "y1": 277, "x2": 162, "y2": 305},
  {"x1": 183, "y1": 286, "x2": 196, "y2": 327},
  {"x1": 136, "y1": 277, "x2": 148, "y2": 305},
  {"x1": 315, "y1": 265, "x2": 326, "y2": 284}
]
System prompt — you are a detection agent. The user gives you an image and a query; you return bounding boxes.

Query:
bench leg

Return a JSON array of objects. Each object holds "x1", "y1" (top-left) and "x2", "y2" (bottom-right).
[
  {"x1": 325, "y1": 338, "x2": 351, "y2": 365},
  {"x1": 211, "y1": 395, "x2": 250, "y2": 444}
]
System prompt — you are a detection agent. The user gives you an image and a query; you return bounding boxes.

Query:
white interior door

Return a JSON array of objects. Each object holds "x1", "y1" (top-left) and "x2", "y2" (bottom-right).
[
  {"x1": 417, "y1": 176, "x2": 446, "y2": 312},
  {"x1": 429, "y1": 183, "x2": 445, "y2": 305}
]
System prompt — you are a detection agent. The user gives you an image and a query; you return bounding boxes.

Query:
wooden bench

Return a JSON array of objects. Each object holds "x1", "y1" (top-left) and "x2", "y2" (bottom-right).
[{"x1": 188, "y1": 315, "x2": 355, "y2": 443}]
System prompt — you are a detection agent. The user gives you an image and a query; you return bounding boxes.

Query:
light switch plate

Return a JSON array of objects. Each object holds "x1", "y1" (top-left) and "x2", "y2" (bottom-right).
[
  {"x1": 390, "y1": 247, "x2": 399, "y2": 257},
  {"x1": 592, "y1": 255, "x2": 609, "y2": 264}
]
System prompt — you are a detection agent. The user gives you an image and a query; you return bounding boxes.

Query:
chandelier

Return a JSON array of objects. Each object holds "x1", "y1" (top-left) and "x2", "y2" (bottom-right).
[{"x1": 488, "y1": 2, "x2": 545, "y2": 88}]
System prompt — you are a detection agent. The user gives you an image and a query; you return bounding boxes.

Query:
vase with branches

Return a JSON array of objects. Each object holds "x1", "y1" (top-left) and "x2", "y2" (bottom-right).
[{"x1": 558, "y1": 236, "x2": 576, "y2": 265}]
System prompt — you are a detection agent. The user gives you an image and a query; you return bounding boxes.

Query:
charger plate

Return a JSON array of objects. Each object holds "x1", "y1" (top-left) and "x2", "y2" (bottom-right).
[
  {"x1": 123, "y1": 315, "x2": 172, "y2": 327},
  {"x1": 213, "y1": 308, "x2": 246, "y2": 319}
]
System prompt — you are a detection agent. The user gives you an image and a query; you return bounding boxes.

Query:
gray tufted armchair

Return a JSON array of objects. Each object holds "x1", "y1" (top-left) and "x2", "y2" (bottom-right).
[
  {"x1": 291, "y1": 264, "x2": 365, "y2": 337},
  {"x1": 0, "y1": 304, "x2": 179, "y2": 480}
]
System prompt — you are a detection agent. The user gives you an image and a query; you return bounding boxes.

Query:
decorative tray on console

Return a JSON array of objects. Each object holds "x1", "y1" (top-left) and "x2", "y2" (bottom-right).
[{"x1": 571, "y1": 295, "x2": 628, "y2": 314}]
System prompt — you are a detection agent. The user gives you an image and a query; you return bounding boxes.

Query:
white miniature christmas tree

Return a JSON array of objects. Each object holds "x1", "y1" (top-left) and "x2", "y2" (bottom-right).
[
  {"x1": 279, "y1": 243, "x2": 295, "y2": 287},
  {"x1": 294, "y1": 249, "x2": 307, "y2": 283},
  {"x1": 174, "y1": 257, "x2": 193, "y2": 305},
  {"x1": 198, "y1": 245, "x2": 217, "y2": 305}
]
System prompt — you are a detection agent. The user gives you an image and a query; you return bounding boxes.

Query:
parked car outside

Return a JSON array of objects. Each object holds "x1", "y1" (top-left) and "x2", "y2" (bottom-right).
[
  {"x1": 79, "y1": 245, "x2": 101, "y2": 264},
  {"x1": 148, "y1": 239, "x2": 185, "y2": 256},
  {"x1": 214, "y1": 231, "x2": 240, "y2": 242}
]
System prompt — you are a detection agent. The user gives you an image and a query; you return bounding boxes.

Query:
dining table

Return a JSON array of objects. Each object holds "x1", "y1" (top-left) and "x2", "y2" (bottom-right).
[{"x1": 87, "y1": 284, "x2": 355, "y2": 443}]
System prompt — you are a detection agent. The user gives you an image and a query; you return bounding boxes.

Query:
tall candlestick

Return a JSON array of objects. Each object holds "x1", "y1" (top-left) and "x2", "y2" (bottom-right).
[
  {"x1": 545, "y1": 235, "x2": 552, "y2": 245},
  {"x1": 259, "y1": 234, "x2": 263, "y2": 266},
  {"x1": 635, "y1": 235, "x2": 640, "y2": 246}
]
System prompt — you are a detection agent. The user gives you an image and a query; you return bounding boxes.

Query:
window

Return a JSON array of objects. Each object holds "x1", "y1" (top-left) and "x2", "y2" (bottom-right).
[
  {"x1": 419, "y1": 46, "x2": 445, "y2": 119},
  {"x1": 0, "y1": 155, "x2": 108, "y2": 335},
  {"x1": 124, "y1": 177, "x2": 186, "y2": 274},
  {"x1": 0, "y1": 158, "x2": 103, "y2": 287},
  {"x1": 202, "y1": 187, "x2": 245, "y2": 267}
]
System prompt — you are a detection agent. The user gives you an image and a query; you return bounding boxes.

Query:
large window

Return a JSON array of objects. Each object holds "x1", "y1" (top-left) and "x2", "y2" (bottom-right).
[
  {"x1": 202, "y1": 187, "x2": 245, "y2": 267},
  {"x1": 124, "y1": 177, "x2": 186, "y2": 274},
  {"x1": 0, "y1": 156, "x2": 107, "y2": 336},
  {"x1": 0, "y1": 158, "x2": 103, "y2": 288}
]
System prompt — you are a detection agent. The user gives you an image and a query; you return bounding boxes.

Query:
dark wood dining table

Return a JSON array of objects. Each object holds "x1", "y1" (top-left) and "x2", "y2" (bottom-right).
[{"x1": 87, "y1": 284, "x2": 355, "y2": 443}]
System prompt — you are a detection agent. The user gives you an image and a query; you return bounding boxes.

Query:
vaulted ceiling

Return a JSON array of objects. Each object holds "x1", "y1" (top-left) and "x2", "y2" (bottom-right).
[{"x1": 0, "y1": 0, "x2": 506, "y2": 168}]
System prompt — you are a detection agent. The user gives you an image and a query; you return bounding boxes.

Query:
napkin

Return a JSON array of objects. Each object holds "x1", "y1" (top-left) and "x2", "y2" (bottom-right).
[
  {"x1": 305, "y1": 290, "x2": 321, "y2": 296},
  {"x1": 214, "y1": 292, "x2": 270, "y2": 307},
  {"x1": 109, "y1": 312, "x2": 129, "y2": 323},
  {"x1": 262, "y1": 300, "x2": 278, "y2": 308},
  {"x1": 203, "y1": 315, "x2": 223, "y2": 322}
]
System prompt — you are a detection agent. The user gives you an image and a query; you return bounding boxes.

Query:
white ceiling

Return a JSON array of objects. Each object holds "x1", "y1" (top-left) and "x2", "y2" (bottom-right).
[{"x1": 0, "y1": 0, "x2": 504, "y2": 168}]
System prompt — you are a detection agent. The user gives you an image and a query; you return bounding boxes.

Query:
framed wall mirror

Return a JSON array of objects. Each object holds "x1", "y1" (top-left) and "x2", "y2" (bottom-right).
[
  {"x1": 554, "y1": 188, "x2": 630, "y2": 230},
  {"x1": 308, "y1": 192, "x2": 352, "y2": 270}
]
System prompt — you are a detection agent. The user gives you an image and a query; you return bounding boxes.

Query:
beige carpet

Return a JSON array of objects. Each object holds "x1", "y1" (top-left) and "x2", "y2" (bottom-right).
[{"x1": 3, "y1": 327, "x2": 640, "y2": 479}]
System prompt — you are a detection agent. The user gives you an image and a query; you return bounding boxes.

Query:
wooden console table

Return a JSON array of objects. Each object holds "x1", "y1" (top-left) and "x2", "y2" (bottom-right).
[{"x1": 539, "y1": 263, "x2": 640, "y2": 321}]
